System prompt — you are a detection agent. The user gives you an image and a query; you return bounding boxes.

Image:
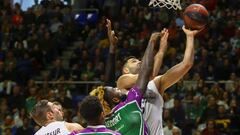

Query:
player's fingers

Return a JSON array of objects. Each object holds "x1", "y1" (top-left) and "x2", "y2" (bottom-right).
[
  {"x1": 115, "y1": 37, "x2": 118, "y2": 41},
  {"x1": 165, "y1": 31, "x2": 169, "y2": 38},
  {"x1": 106, "y1": 19, "x2": 112, "y2": 30},
  {"x1": 198, "y1": 27, "x2": 205, "y2": 33},
  {"x1": 162, "y1": 30, "x2": 168, "y2": 39},
  {"x1": 182, "y1": 25, "x2": 186, "y2": 31}
]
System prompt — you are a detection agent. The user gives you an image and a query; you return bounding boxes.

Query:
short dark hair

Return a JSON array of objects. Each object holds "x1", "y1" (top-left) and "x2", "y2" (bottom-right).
[
  {"x1": 30, "y1": 100, "x2": 51, "y2": 126},
  {"x1": 122, "y1": 56, "x2": 137, "y2": 73},
  {"x1": 79, "y1": 96, "x2": 103, "y2": 122},
  {"x1": 123, "y1": 56, "x2": 136, "y2": 65}
]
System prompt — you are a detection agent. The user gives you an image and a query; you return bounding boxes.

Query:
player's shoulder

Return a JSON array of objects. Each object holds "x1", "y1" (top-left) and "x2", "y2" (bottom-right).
[
  {"x1": 65, "y1": 122, "x2": 84, "y2": 132},
  {"x1": 117, "y1": 74, "x2": 138, "y2": 89},
  {"x1": 148, "y1": 77, "x2": 161, "y2": 88},
  {"x1": 153, "y1": 75, "x2": 163, "y2": 81},
  {"x1": 152, "y1": 75, "x2": 163, "y2": 87}
]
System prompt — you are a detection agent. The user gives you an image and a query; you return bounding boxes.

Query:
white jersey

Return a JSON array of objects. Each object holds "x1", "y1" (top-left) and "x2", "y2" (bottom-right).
[
  {"x1": 35, "y1": 121, "x2": 70, "y2": 135},
  {"x1": 142, "y1": 80, "x2": 164, "y2": 135}
]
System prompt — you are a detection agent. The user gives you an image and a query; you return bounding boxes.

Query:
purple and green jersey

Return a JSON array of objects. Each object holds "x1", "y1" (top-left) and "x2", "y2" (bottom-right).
[
  {"x1": 73, "y1": 125, "x2": 121, "y2": 135},
  {"x1": 105, "y1": 86, "x2": 149, "y2": 135}
]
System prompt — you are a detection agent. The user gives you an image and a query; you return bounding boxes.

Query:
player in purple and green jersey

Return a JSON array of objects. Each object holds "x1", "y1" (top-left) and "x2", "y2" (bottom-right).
[
  {"x1": 104, "y1": 86, "x2": 148, "y2": 135},
  {"x1": 90, "y1": 32, "x2": 159, "y2": 135}
]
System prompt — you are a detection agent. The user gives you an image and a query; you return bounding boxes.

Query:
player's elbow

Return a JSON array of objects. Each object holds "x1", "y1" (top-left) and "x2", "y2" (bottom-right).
[{"x1": 182, "y1": 61, "x2": 193, "y2": 69}]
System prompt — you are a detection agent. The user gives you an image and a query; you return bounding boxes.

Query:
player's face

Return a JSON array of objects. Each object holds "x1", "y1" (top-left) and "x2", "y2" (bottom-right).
[
  {"x1": 53, "y1": 104, "x2": 64, "y2": 118},
  {"x1": 104, "y1": 87, "x2": 127, "y2": 105},
  {"x1": 126, "y1": 58, "x2": 141, "y2": 74},
  {"x1": 48, "y1": 102, "x2": 64, "y2": 121}
]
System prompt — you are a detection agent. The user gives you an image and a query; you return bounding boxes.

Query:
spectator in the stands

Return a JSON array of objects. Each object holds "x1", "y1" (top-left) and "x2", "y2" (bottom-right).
[
  {"x1": 202, "y1": 119, "x2": 220, "y2": 135},
  {"x1": 49, "y1": 58, "x2": 67, "y2": 80}
]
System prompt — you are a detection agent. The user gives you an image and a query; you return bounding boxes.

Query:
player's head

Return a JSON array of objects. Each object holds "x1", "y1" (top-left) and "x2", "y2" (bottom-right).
[
  {"x1": 90, "y1": 86, "x2": 127, "y2": 115},
  {"x1": 104, "y1": 86, "x2": 127, "y2": 107},
  {"x1": 30, "y1": 100, "x2": 63, "y2": 126},
  {"x1": 122, "y1": 56, "x2": 141, "y2": 74},
  {"x1": 79, "y1": 96, "x2": 104, "y2": 124}
]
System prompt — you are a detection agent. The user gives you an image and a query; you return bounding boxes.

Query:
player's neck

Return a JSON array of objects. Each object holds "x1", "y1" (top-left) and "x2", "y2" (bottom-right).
[
  {"x1": 43, "y1": 120, "x2": 56, "y2": 127},
  {"x1": 88, "y1": 121, "x2": 104, "y2": 126}
]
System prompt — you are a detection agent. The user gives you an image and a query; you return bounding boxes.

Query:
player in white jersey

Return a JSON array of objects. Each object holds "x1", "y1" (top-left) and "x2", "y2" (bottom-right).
[
  {"x1": 30, "y1": 100, "x2": 83, "y2": 135},
  {"x1": 117, "y1": 26, "x2": 200, "y2": 135}
]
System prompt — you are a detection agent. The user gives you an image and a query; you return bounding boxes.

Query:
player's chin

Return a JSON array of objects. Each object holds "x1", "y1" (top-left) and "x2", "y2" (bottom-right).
[{"x1": 56, "y1": 116, "x2": 64, "y2": 121}]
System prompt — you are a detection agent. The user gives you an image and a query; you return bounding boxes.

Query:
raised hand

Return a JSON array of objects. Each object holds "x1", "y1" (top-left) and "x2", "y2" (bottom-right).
[
  {"x1": 149, "y1": 32, "x2": 161, "y2": 45},
  {"x1": 152, "y1": 29, "x2": 168, "y2": 78},
  {"x1": 106, "y1": 19, "x2": 118, "y2": 46},
  {"x1": 182, "y1": 25, "x2": 200, "y2": 37},
  {"x1": 159, "y1": 28, "x2": 169, "y2": 53}
]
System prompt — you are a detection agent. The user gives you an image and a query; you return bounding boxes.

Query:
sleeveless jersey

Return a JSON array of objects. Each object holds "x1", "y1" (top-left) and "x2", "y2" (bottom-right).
[
  {"x1": 105, "y1": 86, "x2": 149, "y2": 135},
  {"x1": 75, "y1": 125, "x2": 121, "y2": 135},
  {"x1": 34, "y1": 121, "x2": 70, "y2": 135},
  {"x1": 142, "y1": 80, "x2": 164, "y2": 135}
]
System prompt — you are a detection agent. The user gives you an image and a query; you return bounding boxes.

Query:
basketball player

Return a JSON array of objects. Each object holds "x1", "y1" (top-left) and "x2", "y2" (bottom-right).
[
  {"x1": 89, "y1": 32, "x2": 159, "y2": 135},
  {"x1": 71, "y1": 96, "x2": 121, "y2": 135},
  {"x1": 30, "y1": 100, "x2": 83, "y2": 135},
  {"x1": 117, "y1": 26, "x2": 199, "y2": 135}
]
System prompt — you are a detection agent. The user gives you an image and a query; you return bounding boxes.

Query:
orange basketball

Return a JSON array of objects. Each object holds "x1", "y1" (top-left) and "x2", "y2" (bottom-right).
[{"x1": 183, "y1": 4, "x2": 209, "y2": 30}]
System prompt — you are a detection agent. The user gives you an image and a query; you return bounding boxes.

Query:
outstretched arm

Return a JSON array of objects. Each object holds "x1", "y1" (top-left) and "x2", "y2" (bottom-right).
[
  {"x1": 152, "y1": 29, "x2": 169, "y2": 78},
  {"x1": 104, "y1": 19, "x2": 118, "y2": 86},
  {"x1": 154, "y1": 26, "x2": 199, "y2": 95},
  {"x1": 136, "y1": 33, "x2": 159, "y2": 95}
]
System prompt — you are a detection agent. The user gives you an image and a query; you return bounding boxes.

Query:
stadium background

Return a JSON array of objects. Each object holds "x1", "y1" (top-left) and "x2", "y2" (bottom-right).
[{"x1": 0, "y1": 0, "x2": 239, "y2": 134}]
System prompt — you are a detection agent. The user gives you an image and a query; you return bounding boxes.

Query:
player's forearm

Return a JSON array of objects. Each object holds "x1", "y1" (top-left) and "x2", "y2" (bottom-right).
[
  {"x1": 152, "y1": 52, "x2": 164, "y2": 78},
  {"x1": 104, "y1": 52, "x2": 115, "y2": 86},
  {"x1": 136, "y1": 40, "x2": 155, "y2": 94},
  {"x1": 109, "y1": 44, "x2": 116, "y2": 54},
  {"x1": 182, "y1": 35, "x2": 194, "y2": 68}
]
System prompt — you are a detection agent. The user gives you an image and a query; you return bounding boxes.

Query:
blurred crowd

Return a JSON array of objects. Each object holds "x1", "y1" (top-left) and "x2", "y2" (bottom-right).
[{"x1": 0, "y1": 0, "x2": 240, "y2": 135}]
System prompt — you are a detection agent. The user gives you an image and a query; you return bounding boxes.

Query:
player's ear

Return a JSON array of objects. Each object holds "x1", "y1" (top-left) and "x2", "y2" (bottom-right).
[
  {"x1": 112, "y1": 97, "x2": 120, "y2": 103},
  {"x1": 46, "y1": 111, "x2": 54, "y2": 120},
  {"x1": 99, "y1": 111, "x2": 105, "y2": 121},
  {"x1": 123, "y1": 67, "x2": 129, "y2": 74}
]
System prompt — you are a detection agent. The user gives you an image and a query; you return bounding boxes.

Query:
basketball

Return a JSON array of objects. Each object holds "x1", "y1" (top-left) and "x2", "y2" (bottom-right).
[{"x1": 183, "y1": 4, "x2": 209, "y2": 30}]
